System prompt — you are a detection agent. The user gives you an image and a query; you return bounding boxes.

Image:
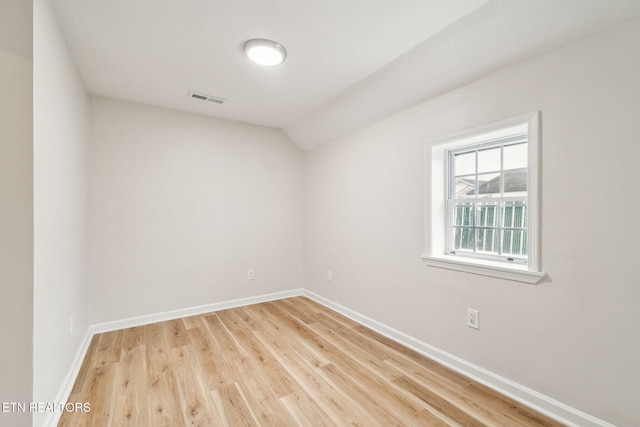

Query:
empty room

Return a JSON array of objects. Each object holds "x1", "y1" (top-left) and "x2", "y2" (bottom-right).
[{"x1": 2, "y1": 0, "x2": 640, "y2": 426}]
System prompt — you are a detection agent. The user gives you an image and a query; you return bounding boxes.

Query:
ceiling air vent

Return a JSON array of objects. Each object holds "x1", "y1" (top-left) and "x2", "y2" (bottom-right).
[{"x1": 187, "y1": 91, "x2": 226, "y2": 105}]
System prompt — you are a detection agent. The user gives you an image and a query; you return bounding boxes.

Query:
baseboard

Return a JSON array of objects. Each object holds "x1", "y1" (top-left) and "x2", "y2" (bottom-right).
[
  {"x1": 48, "y1": 288, "x2": 613, "y2": 427},
  {"x1": 300, "y1": 289, "x2": 613, "y2": 427},
  {"x1": 42, "y1": 328, "x2": 94, "y2": 427}
]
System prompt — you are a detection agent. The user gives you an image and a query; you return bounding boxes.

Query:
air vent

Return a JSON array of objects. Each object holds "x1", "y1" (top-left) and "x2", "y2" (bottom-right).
[{"x1": 187, "y1": 91, "x2": 226, "y2": 105}]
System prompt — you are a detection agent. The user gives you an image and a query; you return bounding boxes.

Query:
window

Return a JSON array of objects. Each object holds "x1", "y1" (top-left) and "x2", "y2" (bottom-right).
[
  {"x1": 424, "y1": 112, "x2": 545, "y2": 283},
  {"x1": 448, "y1": 137, "x2": 528, "y2": 263}
]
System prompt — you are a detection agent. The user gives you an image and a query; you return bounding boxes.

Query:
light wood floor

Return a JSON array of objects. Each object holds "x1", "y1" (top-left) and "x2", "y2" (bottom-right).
[{"x1": 59, "y1": 297, "x2": 564, "y2": 426}]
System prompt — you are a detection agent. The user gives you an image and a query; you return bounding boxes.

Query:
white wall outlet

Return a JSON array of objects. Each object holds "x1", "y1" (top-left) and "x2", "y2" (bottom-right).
[
  {"x1": 467, "y1": 308, "x2": 479, "y2": 329},
  {"x1": 248, "y1": 270, "x2": 255, "y2": 280},
  {"x1": 327, "y1": 270, "x2": 333, "y2": 282}
]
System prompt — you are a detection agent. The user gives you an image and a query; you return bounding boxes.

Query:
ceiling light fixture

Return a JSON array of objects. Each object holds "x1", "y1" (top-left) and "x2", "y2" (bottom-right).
[{"x1": 243, "y1": 39, "x2": 287, "y2": 66}]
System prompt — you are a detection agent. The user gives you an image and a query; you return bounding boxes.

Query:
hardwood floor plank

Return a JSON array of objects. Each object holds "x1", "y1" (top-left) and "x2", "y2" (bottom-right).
[
  {"x1": 353, "y1": 324, "x2": 473, "y2": 388},
  {"x1": 171, "y1": 345, "x2": 218, "y2": 426},
  {"x1": 216, "y1": 382, "x2": 260, "y2": 427},
  {"x1": 271, "y1": 298, "x2": 317, "y2": 324},
  {"x1": 413, "y1": 408, "x2": 453, "y2": 426},
  {"x1": 213, "y1": 312, "x2": 297, "y2": 426},
  {"x1": 248, "y1": 309, "x2": 373, "y2": 425},
  {"x1": 462, "y1": 383, "x2": 562, "y2": 427},
  {"x1": 165, "y1": 318, "x2": 191, "y2": 348},
  {"x1": 279, "y1": 391, "x2": 337, "y2": 427},
  {"x1": 59, "y1": 364, "x2": 118, "y2": 426},
  {"x1": 209, "y1": 389, "x2": 232, "y2": 427},
  {"x1": 322, "y1": 355, "x2": 426, "y2": 418},
  {"x1": 186, "y1": 326, "x2": 229, "y2": 390},
  {"x1": 385, "y1": 355, "x2": 470, "y2": 396},
  {"x1": 306, "y1": 313, "x2": 406, "y2": 381},
  {"x1": 120, "y1": 325, "x2": 146, "y2": 352},
  {"x1": 260, "y1": 301, "x2": 355, "y2": 367},
  {"x1": 253, "y1": 329, "x2": 378, "y2": 427},
  {"x1": 146, "y1": 326, "x2": 183, "y2": 427},
  {"x1": 201, "y1": 313, "x2": 300, "y2": 426},
  {"x1": 182, "y1": 314, "x2": 205, "y2": 330},
  {"x1": 393, "y1": 375, "x2": 487, "y2": 426},
  {"x1": 384, "y1": 345, "x2": 563, "y2": 426},
  {"x1": 57, "y1": 392, "x2": 87, "y2": 427},
  {"x1": 245, "y1": 304, "x2": 332, "y2": 369},
  {"x1": 216, "y1": 308, "x2": 296, "y2": 398},
  {"x1": 95, "y1": 329, "x2": 123, "y2": 366},
  {"x1": 60, "y1": 297, "x2": 566, "y2": 427},
  {"x1": 294, "y1": 297, "x2": 361, "y2": 329},
  {"x1": 232, "y1": 306, "x2": 261, "y2": 332},
  {"x1": 313, "y1": 311, "x2": 403, "y2": 364},
  {"x1": 318, "y1": 362, "x2": 411, "y2": 427},
  {"x1": 143, "y1": 322, "x2": 164, "y2": 349},
  {"x1": 388, "y1": 356, "x2": 504, "y2": 426},
  {"x1": 147, "y1": 365, "x2": 183, "y2": 426},
  {"x1": 301, "y1": 317, "x2": 449, "y2": 423},
  {"x1": 112, "y1": 345, "x2": 149, "y2": 426},
  {"x1": 201, "y1": 314, "x2": 248, "y2": 382}
]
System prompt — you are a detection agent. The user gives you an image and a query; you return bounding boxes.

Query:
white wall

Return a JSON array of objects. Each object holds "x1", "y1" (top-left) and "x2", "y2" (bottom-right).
[
  {"x1": 0, "y1": 1, "x2": 33, "y2": 426},
  {"x1": 88, "y1": 97, "x2": 303, "y2": 323},
  {"x1": 304, "y1": 17, "x2": 640, "y2": 426},
  {"x1": 33, "y1": 0, "x2": 91, "y2": 424}
]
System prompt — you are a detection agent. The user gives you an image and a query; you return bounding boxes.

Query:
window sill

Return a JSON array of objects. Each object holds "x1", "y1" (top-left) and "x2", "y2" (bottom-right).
[{"x1": 422, "y1": 254, "x2": 546, "y2": 284}]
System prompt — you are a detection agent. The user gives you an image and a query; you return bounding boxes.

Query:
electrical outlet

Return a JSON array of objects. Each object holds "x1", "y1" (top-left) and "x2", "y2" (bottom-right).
[
  {"x1": 467, "y1": 309, "x2": 479, "y2": 329},
  {"x1": 327, "y1": 270, "x2": 333, "y2": 282},
  {"x1": 248, "y1": 270, "x2": 255, "y2": 280}
]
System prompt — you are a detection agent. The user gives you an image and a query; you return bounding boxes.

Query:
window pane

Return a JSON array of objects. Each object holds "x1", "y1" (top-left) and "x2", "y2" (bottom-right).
[
  {"x1": 454, "y1": 152, "x2": 475, "y2": 176},
  {"x1": 477, "y1": 147, "x2": 501, "y2": 173},
  {"x1": 502, "y1": 201, "x2": 527, "y2": 228},
  {"x1": 454, "y1": 177, "x2": 476, "y2": 198},
  {"x1": 475, "y1": 202, "x2": 499, "y2": 254},
  {"x1": 477, "y1": 173, "x2": 500, "y2": 196},
  {"x1": 453, "y1": 203, "x2": 473, "y2": 226},
  {"x1": 502, "y1": 229, "x2": 527, "y2": 256},
  {"x1": 503, "y1": 143, "x2": 527, "y2": 170},
  {"x1": 452, "y1": 203, "x2": 474, "y2": 251},
  {"x1": 476, "y1": 202, "x2": 498, "y2": 228},
  {"x1": 504, "y1": 168, "x2": 527, "y2": 194},
  {"x1": 476, "y1": 228, "x2": 499, "y2": 253},
  {"x1": 453, "y1": 227, "x2": 474, "y2": 251}
]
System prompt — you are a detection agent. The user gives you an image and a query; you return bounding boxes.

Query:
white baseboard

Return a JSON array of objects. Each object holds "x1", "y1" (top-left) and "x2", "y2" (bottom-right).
[
  {"x1": 42, "y1": 328, "x2": 94, "y2": 427},
  {"x1": 300, "y1": 289, "x2": 613, "y2": 427},
  {"x1": 47, "y1": 288, "x2": 612, "y2": 427}
]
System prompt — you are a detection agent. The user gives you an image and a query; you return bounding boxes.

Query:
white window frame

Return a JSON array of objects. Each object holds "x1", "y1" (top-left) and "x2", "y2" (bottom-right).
[{"x1": 423, "y1": 112, "x2": 545, "y2": 284}]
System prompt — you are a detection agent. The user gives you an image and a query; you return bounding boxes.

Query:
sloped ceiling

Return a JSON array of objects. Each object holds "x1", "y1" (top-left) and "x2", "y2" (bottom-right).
[{"x1": 50, "y1": 0, "x2": 640, "y2": 149}]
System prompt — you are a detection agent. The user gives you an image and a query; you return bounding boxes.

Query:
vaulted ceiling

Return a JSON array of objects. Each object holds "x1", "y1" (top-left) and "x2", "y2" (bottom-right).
[{"x1": 50, "y1": 0, "x2": 640, "y2": 149}]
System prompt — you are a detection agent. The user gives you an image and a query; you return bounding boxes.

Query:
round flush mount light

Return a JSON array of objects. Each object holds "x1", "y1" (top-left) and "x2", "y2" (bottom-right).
[{"x1": 243, "y1": 39, "x2": 287, "y2": 66}]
